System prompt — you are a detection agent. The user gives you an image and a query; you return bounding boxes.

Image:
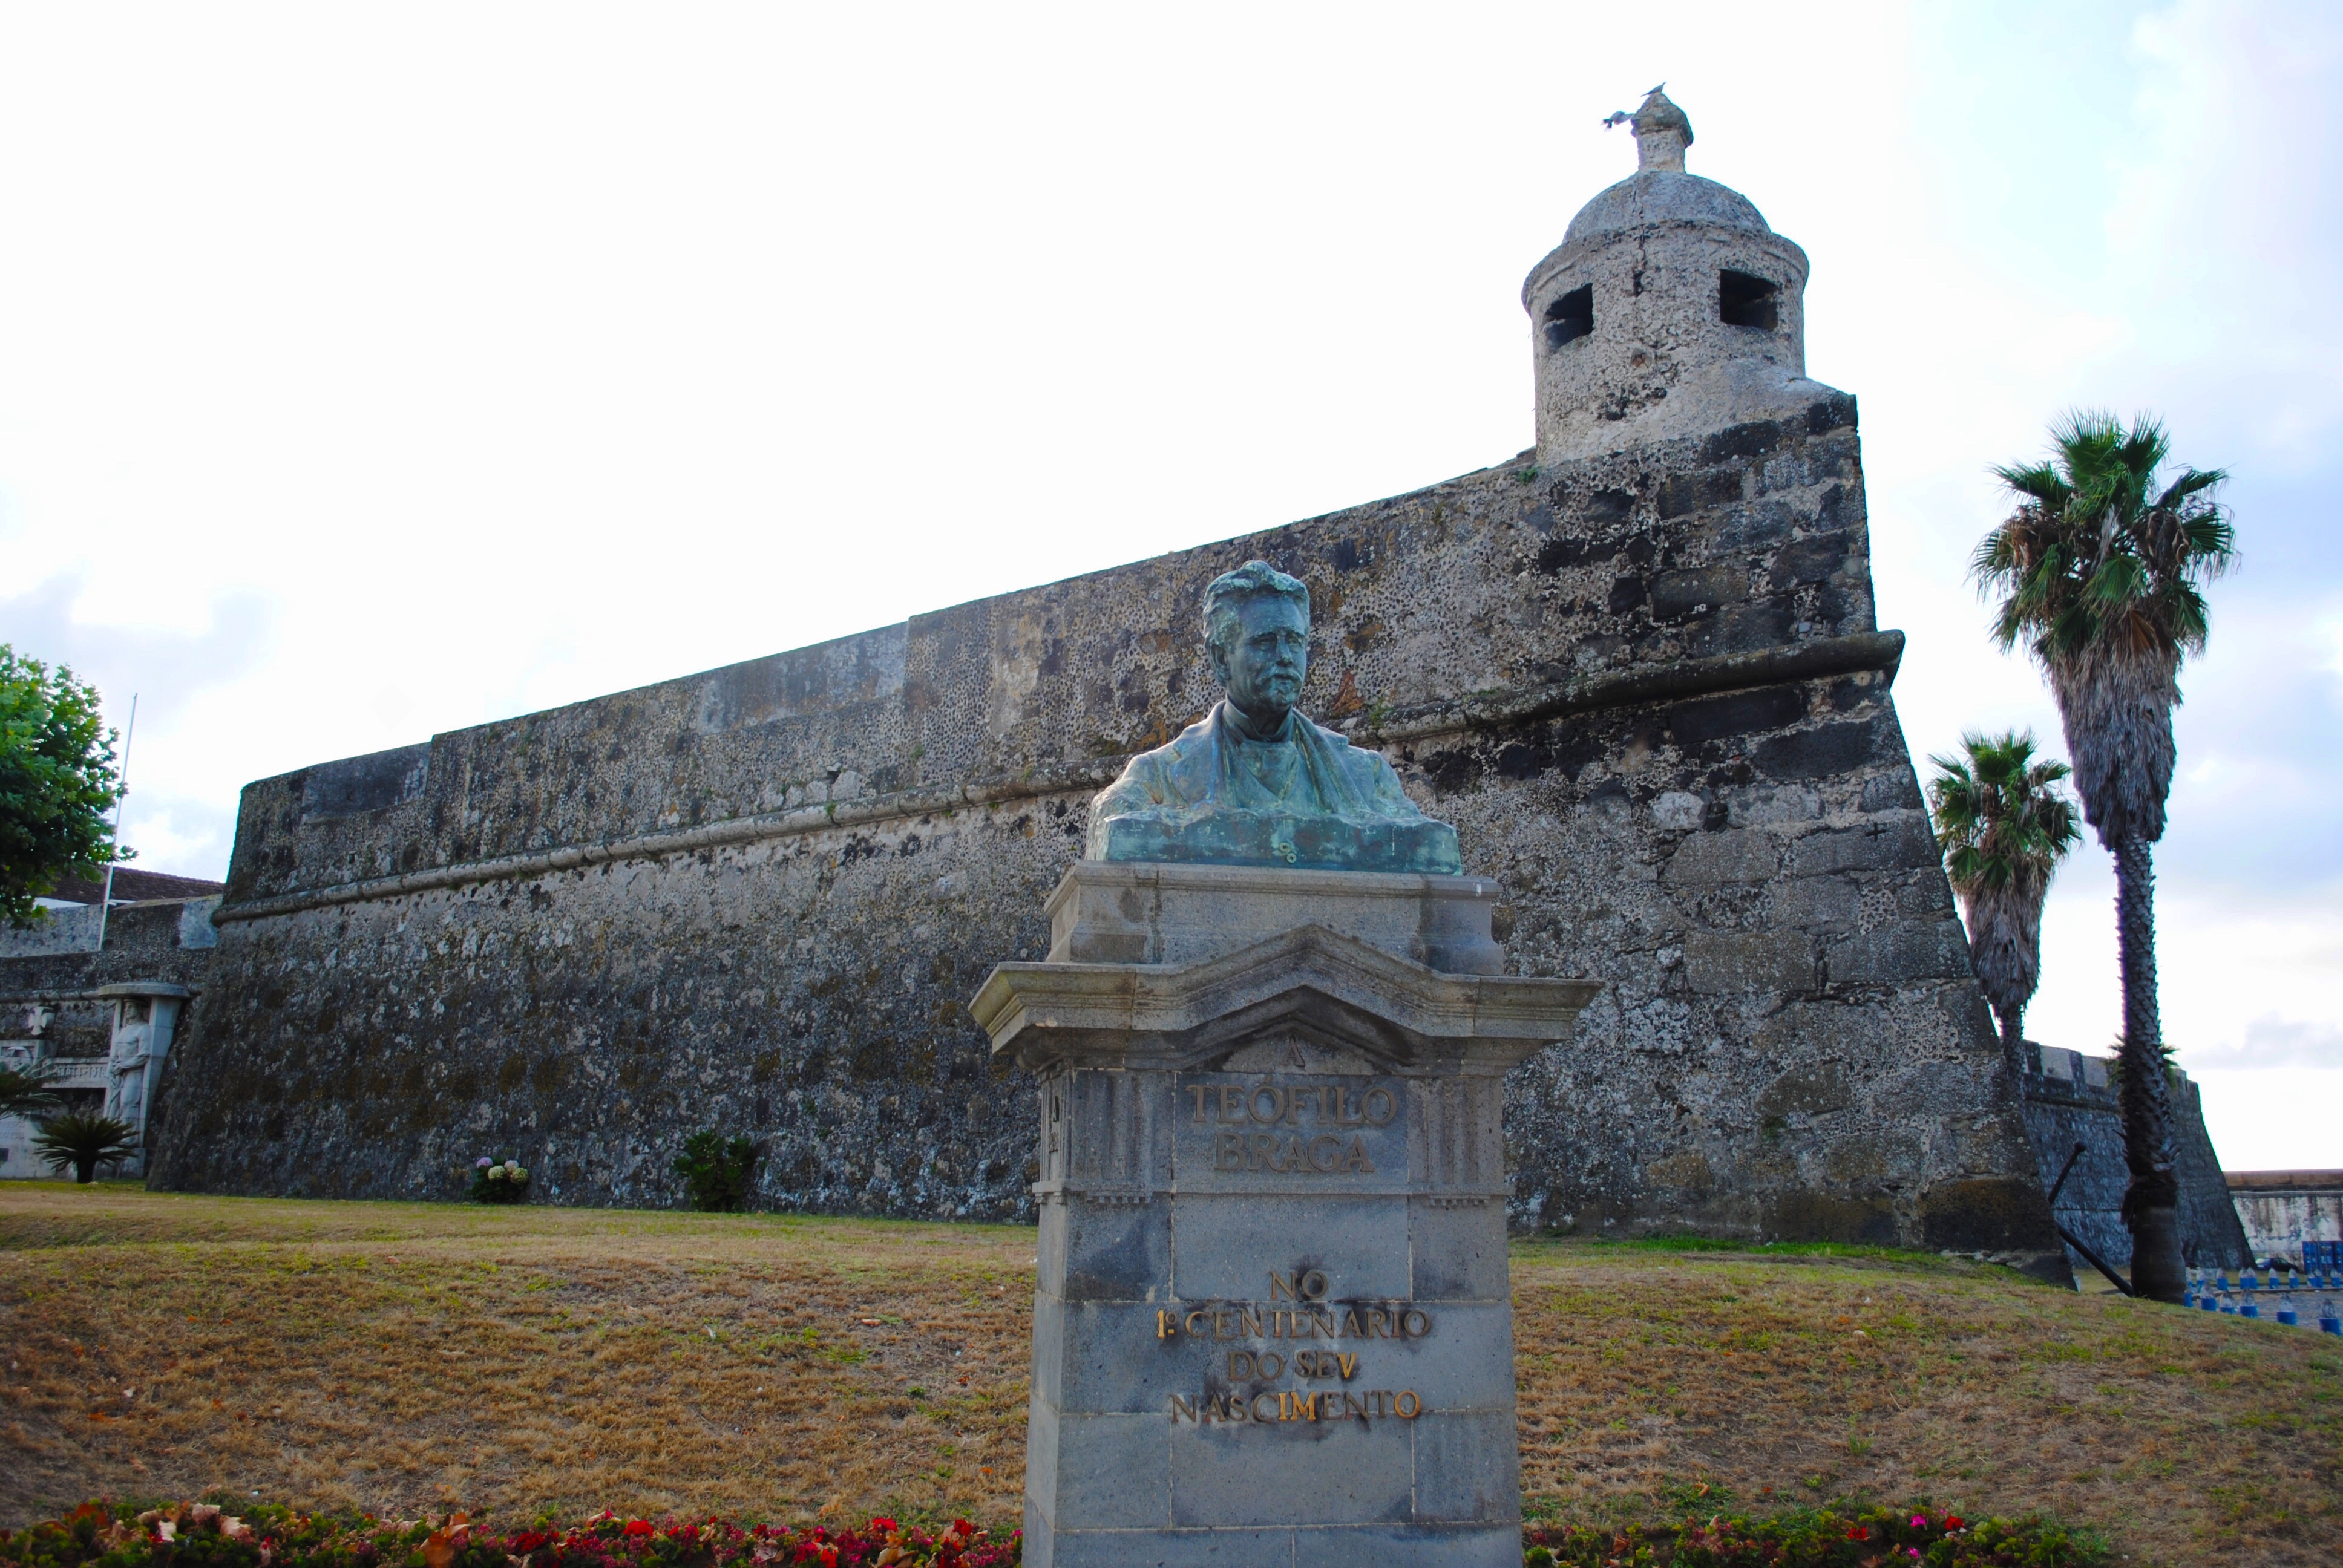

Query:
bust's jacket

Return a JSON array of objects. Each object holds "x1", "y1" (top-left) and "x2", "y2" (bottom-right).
[{"x1": 1082, "y1": 700, "x2": 1428, "y2": 860}]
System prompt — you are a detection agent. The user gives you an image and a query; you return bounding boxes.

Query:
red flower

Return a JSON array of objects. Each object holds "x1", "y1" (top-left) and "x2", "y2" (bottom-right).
[
  {"x1": 867, "y1": 1518, "x2": 897, "y2": 1534},
  {"x1": 1943, "y1": 1515, "x2": 1965, "y2": 1530},
  {"x1": 623, "y1": 1521, "x2": 654, "y2": 1538},
  {"x1": 1847, "y1": 1526, "x2": 1869, "y2": 1540}
]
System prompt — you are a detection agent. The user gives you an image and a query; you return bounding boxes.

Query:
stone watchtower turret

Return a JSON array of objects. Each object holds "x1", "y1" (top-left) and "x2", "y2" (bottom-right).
[{"x1": 1524, "y1": 88, "x2": 1840, "y2": 462}]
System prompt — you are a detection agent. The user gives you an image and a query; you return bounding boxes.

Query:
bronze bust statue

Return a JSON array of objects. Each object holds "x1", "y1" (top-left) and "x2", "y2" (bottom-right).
[{"x1": 1084, "y1": 561, "x2": 1461, "y2": 874}]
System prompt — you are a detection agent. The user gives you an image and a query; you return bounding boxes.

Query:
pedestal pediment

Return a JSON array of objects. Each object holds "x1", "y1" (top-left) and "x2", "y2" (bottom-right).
[{"x1": 972, "y1": 921, "x2": 1597, "y2": 1076}]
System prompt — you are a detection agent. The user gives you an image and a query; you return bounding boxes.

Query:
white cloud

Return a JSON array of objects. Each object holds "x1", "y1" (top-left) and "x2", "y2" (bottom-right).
[{"x1": 2191, "y1": 1018, "x2": 2343, "y2": 1072}]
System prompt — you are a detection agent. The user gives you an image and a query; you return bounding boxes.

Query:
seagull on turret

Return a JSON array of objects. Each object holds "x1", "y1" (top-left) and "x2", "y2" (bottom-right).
[{"x1": 1602, "y1": 84, "x2": 1666, "y2": 128}]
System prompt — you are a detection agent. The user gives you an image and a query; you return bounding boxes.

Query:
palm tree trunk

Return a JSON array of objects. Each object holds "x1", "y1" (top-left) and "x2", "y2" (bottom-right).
[
  {"x1": 1999, "y1": 1005, "x2": 2028, "y2": 1080},
  {"x1": 2114, "y1": 836, "x2": 2186, "y2": 1303}
]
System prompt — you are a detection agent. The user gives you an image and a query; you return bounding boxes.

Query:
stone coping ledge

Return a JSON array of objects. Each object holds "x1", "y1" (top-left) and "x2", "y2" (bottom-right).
[
  {"x1": 214, "y1": 630, "x2": 1903, "y2": 925},
  {"x1": 2226, "y1": 1170, "x2": 2343, "y2": 1192}
]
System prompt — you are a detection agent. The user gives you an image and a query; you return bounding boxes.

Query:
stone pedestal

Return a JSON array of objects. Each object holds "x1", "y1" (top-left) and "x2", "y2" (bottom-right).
[{"x1": 972, "y1": 861, "x2": 1596, "y2": 1567}]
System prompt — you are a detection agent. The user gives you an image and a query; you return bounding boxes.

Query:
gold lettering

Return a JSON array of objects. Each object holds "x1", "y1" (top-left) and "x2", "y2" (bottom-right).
[
  {"x1": 1255, "y1": 1353, "x2": 1282, "y2": 1380},
  {"x1": 1186, "y1": 1310, "x2": 1210, "y2": 1336},
  {"x1": 1394, "y1": 1391, "x2": 1421, "y2": 1419},
  {"x1": 1299, "y1": 1270, "x2": 1328, "y2": 1300},
  {"x1": 1340, "y1": 1392, "x2": 1367, "y2": 1419},
  {"x1": 1251, "y1": 1393, "x2": 1279, "y2": 1422},
  {"x1": 1171, "y1": 1394, "x2": 1198, "y2": 1423},
  {"x1": 1341, "y1": 1136, "x2": 1374, "y2": 1173},
  {"x1": 1337, "y1": 1353, "x2": 1358, "y2": 1379},
  {"x1": 1156, "y1": 1310, "x2": 1178, "y2": 1339},
  {"x1": 1363, "y1": 1087, "x2": 1397, "y2": 1125},
  {"x1": 1340, "y1": 1309, "x2": 1365, "y2": 1337},
  {"x1": 1268, "y1": 1271, "x2": 1296, "y2": 1301},
  {"x1": 1310, "y1": 1310, "x2": 1336, "y2": 1338},
  {"x1": 1238, "y1": 1306, "x2": 1262, "y2": 1338},
  {"x1": 1366, "y1": 1310, "x2": 1390, "y2": 1338},
  {"x1": 1401, "y1": 1309, "x2": 1432, "y2": 1338},
  {"x1": 1228, "y1": 1351, "x2": 1255, "y2": 1379}
]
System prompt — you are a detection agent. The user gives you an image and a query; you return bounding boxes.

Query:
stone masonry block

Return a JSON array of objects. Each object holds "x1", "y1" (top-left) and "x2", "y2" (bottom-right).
[
  {"x1": 1169, "y1": 1194, "x2": 1412, "y2": 1302},
  {"x1": 1410, "y1": 1408, "x2": 1524, "y2": 1524},
  {"x1": 1409, "y1": 1199, "x2": 1509, "y2": 1302},
  {"x1": 1663, "y1": 829, "x2": 1781, "y2": 885},
  {"x1": 1685, "y1": 930, "x2": 1815, "y2": 995},
  {"x1": 1044, "y1": 1527, "x2": 1296, "y2": 1568},
  {"x1": 1056, "y1": 1197, "x2": 1175, "y2": 1302},
  {"x1": 1768, "y1": 874, "x2": 1860, "y2": 930},
  {"x1": 1790, "y1": 818, "x2": 1938, "y2": 875},
  {"x1": 1044, "y1": 1411, "x2": 1171, "y2": 1530},
  {"x1": 1650, "y1": 565, "x2": 1744, "y2": 622},
  {"x1": 1168, "y1": 1415, "x2": 1412, "y2": 1528},
  {"x1": 1046, "y1": 1299, "x2": 1210, "y2": 1416},
  {"x1": 1827, "y1": 921, "x2": 1972, "y2": 986},
  {"x1": 1754, "y1": 718, "x2": 1883, "y2": 780},
  {"x1": 1294, "y1": 1526, "x2": 1523, "y2": 1568}
]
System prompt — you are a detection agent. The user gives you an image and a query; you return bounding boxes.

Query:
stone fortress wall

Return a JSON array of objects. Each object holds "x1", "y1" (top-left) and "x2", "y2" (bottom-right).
[{"x1": 151, "y1": 96, "x2": 2066, "y2": 1268}]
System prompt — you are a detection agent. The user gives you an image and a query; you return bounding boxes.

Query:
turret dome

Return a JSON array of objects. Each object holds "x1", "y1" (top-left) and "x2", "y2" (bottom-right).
[
  {"x1": 1521, "y1": 88, "x2": 1841, "y2": 465},
  {"x1": 1562, "y1": 171, "x2": 1771, "y2": 246}
]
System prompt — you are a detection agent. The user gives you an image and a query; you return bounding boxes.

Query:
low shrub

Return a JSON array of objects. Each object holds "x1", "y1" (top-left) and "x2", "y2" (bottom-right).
[
  {"x1": 466, "y1": 1156, "x2": 530, "y2": 1204},
  {"x1": 1522, "y1": 1503, "x2": 2105, "y2": 1566},
  {"x1": 0, "y1": 1504, "x2": 1017, "y2": 1568},
  {"x1": 672, "y1": 1131, "x2": 758, "y2": 1212}
]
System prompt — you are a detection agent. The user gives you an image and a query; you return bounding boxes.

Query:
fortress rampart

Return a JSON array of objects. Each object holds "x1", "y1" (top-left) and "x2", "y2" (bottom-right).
[{"x1": 150, "y1": 95, "x2": 2065, "y2": 1270}]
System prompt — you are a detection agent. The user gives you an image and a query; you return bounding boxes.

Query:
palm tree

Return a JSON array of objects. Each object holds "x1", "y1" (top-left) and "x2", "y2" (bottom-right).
[
  {"x1": 33, "y1": 1109, "x2": 139, "y2": 1184},
  {"x1": 1975, "y1": 410, "x2": 2235, "y2": 1305},
  {"x1": 1927, "y1": 731, "x2": 2082, "y2": 1076}
]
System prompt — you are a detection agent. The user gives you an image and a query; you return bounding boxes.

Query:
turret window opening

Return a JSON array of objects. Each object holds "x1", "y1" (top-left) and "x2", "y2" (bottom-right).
[
  {"x1": 1719, "y1": 270, "x2": 1778, "y2": 330},
  {"x1": 1543, "y1": 285, "x2": 1593, "y2": 350}
]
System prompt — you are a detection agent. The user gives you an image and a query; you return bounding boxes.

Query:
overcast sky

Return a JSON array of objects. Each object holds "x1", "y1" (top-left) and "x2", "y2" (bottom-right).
[{"x1": 3, "y1": 1, "x2": 2336, "y2": 1165}]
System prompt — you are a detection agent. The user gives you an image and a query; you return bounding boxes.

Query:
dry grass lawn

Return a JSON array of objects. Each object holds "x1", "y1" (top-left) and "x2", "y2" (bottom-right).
[{"x1": 4, "y1": 1184, "x2": 2339, "y2": 1566}]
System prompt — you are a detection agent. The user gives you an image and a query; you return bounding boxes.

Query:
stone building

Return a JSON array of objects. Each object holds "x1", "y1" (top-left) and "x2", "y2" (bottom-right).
[
  {"x1": 2224, "y1": 1169, "x2": 2343, "y2": 1269},
  {"x1": 0, "y1": 869, "x2": 221, "y2": 1178},
  {"x1": 152, "y1": 95, "x2": 2069, "y2": 1274}
]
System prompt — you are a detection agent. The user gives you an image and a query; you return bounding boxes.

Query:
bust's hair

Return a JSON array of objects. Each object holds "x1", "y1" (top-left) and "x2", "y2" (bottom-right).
[{"x1": 1202, "y1": 560, "x2": 1310, "y2": 656}]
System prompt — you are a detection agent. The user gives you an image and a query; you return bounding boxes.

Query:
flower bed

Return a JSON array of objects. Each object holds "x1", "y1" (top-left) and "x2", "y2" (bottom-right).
[
  {"x1": 1, "y1": 1502, "x2": 2105, "y2": 1568},
  {"x1": 0, "y1": 1506, "x2": 1015, "y2": 1568},
  {"x1": 1524, "y1": 1504, "x2": 2105, "y2": 1566}
]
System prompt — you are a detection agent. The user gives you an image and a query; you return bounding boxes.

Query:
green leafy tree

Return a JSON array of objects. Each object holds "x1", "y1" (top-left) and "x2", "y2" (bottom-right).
[
  {"x1": 33, "y1": 1109, "x2": 139, "y2": 1184},
  {"x1": 672, "y1": 1131, "x2": 759, "y2": 1212},
  {"x1": 1928, "y1": 730, "x2": 2082, "y2": 1076},
  {"x1": 1975, "y1": 410, "x2": 2236, "y2": 1304},
  {"x1": 0, "y1": 1059, "x2": 65, "y2": 1120},
  {"x1": 0, "y1": 647, "x2": 128, "y2": 929}
]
